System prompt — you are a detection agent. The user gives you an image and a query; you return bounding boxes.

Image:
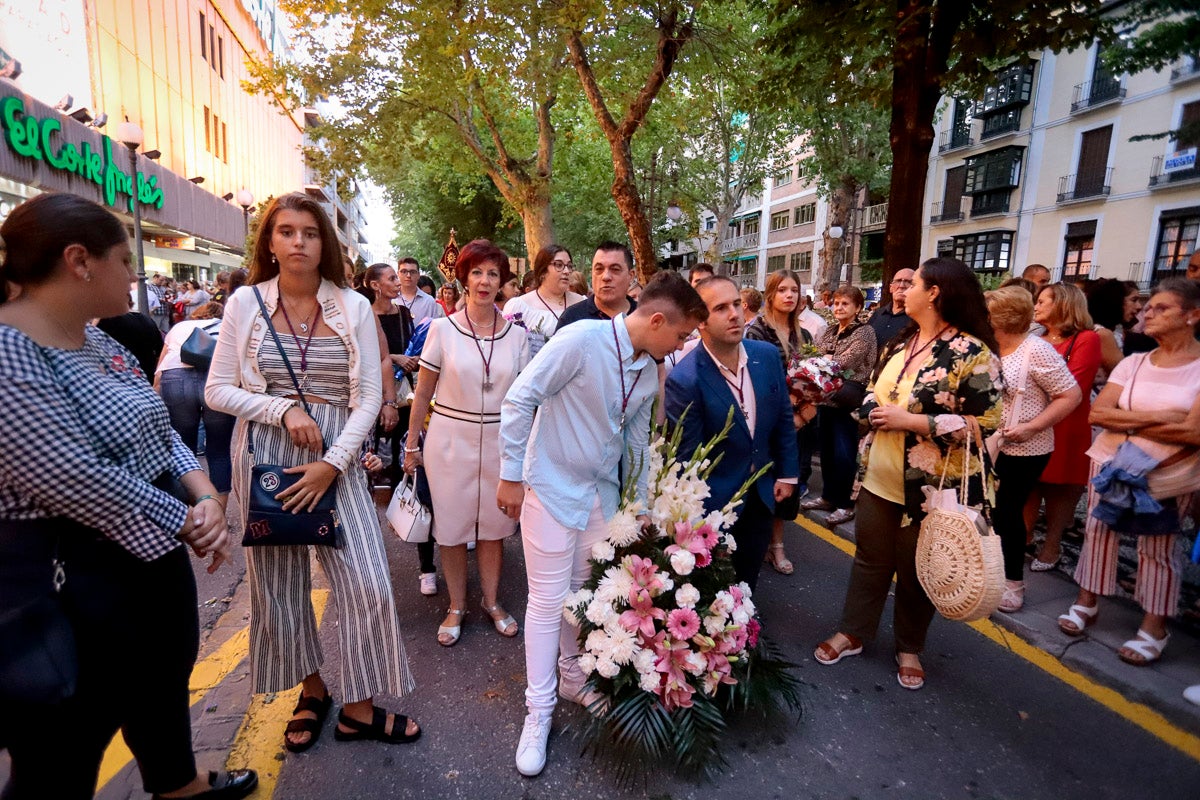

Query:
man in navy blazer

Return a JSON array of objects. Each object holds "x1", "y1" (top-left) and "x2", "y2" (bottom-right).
[{"x1": 664, "y1": 276, "x2": 800, "y2": 591}]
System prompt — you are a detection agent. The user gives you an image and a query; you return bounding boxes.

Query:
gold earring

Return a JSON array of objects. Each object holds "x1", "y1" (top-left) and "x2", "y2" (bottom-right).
[{"x1": 85, "y1": 271, "x2": 93, "y2": 282}]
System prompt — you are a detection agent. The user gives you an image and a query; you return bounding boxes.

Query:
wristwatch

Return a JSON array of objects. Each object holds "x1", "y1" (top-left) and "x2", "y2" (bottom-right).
[{"x1": 383, "y1": 400, "x2": 400, "y2": 409}]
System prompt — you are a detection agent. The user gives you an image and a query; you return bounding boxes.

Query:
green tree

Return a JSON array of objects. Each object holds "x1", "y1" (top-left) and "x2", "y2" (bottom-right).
[
  {"x1": 764, "y1": 0, "x2": 1108, "y2": 285},
  {"x1": 270, "y1": 0, "x2": 569, "y2": 259}
]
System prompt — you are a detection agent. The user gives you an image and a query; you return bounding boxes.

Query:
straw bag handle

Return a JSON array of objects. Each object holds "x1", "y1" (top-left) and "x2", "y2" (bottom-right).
[{"x1": 933, "y1": 415, "x2": 992, "y2": 516}]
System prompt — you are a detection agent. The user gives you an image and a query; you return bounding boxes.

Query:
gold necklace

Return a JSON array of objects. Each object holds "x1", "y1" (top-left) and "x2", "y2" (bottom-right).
[{"x1": 49, "y1": 314, "x2": 86, "y2": 347}]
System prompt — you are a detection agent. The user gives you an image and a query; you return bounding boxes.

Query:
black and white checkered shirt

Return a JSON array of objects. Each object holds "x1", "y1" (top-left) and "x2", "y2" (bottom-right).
[{"x1": 0, "y1": 325, "x2": 198, "y2": 561}]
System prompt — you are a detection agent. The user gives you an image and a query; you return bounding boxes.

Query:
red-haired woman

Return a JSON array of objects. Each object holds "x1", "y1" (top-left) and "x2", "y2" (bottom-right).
[{"x1": 404, "y1": 240, "x2": 530, "y2": 646}]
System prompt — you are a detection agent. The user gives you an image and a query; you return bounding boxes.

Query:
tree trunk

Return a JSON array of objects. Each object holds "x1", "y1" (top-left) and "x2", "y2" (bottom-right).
[
  {"x1": 882, "y1": 0, "x2": 963, "y2": 290},
  {"x1": 818, "y1": 177, "x2": 856, "y2": 290},
  {"x1": 609, "y1": 143, "x2": 657, "y2": 284},
  {"x1": 521, "y1": 189, "x2": 556, "y2": 265}
]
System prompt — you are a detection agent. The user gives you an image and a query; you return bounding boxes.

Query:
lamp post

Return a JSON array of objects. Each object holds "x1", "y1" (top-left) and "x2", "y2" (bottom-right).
[
  {"x1": 236, "y1": 189, "x2": 255, "y2": 244},
  {"x1": 116, "y1": 120, "x2": 148, "y2": 315}
]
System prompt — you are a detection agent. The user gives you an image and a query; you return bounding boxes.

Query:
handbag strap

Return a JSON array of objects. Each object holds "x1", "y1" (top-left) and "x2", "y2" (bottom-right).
[
  {"x1": 250, "y1": 286, "x2": 325, "y2": 455},
  {"x1": 1004, "y1": 336, "x2": 1034, "y2": 429}
]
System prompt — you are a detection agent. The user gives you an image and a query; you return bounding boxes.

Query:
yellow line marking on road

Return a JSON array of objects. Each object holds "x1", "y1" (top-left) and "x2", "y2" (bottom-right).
[
  {"x1": 226, "y1": 589, "x2": 330, "y2": 798},
  {"x1": 794, "y1": 514, "x2": 1200, "y2": 762},
  {"x1": 97, "y1": 627, "x2": 252, "y2": 790}
]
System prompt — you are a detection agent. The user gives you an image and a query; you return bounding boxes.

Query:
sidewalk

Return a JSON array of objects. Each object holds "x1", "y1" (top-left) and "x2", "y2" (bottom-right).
[{"x1": 802, "y1": 504, "x2": 1200, "y2": 735}]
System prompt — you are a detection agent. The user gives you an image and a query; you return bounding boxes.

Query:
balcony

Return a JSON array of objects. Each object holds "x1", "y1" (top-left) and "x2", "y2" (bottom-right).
[
  {"x1": 1127, "y1": 261, "x2": 1150, "y2": 291},
  {"x1": 859, "y1": 202, "x2": 888, "y2": 232},
  {"x1": 938, "y1": 128, "x2": 974, "y2": 153},
  {"x1": 720, "y1": 233, "x2": 759, "y2": 254},
  {"x1": 1148, "y1": 154, "x2": 1200, "y2": 189},
  {"x1": 970, "y1": 194, "x2": 1011, "y2": 217},
  {"x1": 1070, "y1": 77, "x2": 1125, "y2": 114},
  {"x1": 1056, "y1": 168, "x2": 1113, "y2": 203},
  {"x1": 980, "y1": 111, "x2": 1021, "y2": 141},
  {"x1": 1169, "y1": 57, "x2": 1200, "y2": 83},
  {"x1": 929, "y1": 199, "x2": 966, "y2": 224}
]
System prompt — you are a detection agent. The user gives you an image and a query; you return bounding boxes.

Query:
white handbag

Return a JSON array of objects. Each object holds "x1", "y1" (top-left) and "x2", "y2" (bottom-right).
[{"x1": 386, "y1": 473, "x2": 432, "y2": 543}]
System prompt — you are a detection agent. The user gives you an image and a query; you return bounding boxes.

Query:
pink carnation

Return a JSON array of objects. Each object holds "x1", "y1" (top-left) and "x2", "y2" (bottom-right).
[{"x1": 746, "y1": 618, "x2": 761, "y2": 648}]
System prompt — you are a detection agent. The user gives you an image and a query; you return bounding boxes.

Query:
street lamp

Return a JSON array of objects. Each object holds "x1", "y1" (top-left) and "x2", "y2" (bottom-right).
[
  {"x1": 116, "y1": 120, "x2": 149, "y2": 316},
  {"x1": 236, "y1": 189, "x2": 255, "y2": 243}
]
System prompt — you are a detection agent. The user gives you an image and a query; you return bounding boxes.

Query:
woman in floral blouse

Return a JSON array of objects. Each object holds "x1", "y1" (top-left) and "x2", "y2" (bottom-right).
[
  {"x1": 802, "y1": 284, "x2": 877, "y2": 525},
  {"x1": 813, "y1": 258, "x2": 1002, "y2": 691}
]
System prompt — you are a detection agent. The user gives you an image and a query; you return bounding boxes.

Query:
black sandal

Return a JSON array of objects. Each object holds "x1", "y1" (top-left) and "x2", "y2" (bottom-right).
[
  {"x1": 334, "y1": 706, "x2": 421, "y2": 744},
  {"x1": 284, "y1": 691, "x2": 333, "y2": 753}
]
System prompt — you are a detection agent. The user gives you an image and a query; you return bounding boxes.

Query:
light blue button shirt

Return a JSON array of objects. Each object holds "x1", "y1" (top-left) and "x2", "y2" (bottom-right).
[{"x1": 500, "y1": 315, "x2": 656, "y2": 530}]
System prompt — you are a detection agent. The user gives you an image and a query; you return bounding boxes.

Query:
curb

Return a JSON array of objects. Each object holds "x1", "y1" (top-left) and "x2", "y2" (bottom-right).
[{"x1": 801, "y1": 508, "x2": 1200, "y2": 735}]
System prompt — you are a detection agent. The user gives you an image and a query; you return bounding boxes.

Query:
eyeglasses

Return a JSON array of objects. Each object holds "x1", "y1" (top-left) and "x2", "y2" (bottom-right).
[
  {"x1": 398, "y1": 269, "x2": 419, "y2": 276},
  {"x1": 550, "y1": 260, "x2": 573, "y2": 272},
  {"x1": 890, "y1": 279, "x2": 913, "y2": 287}
]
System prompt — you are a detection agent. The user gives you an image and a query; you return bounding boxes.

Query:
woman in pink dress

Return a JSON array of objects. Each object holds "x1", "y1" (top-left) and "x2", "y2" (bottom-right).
[{"x1": 1028, "y1": 283, "x2": 1102, "y2": 571}]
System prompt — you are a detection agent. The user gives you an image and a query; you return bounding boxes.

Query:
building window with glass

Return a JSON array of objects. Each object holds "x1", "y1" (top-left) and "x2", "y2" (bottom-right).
[
  {"x1": 789, "y1": 251, "x2": 813, "y2": 272},
  {"x1": 1061, "y1": 220, "x2": 1096, "y2": 282},
  {"x1": 1151, "y1": 208, "x2": 1199, "y2": 282},
  {"x1": 744, "y1": 217, "x2": 760, "y2": 236},
  {"x1": 794, "y1": 203, "x2": 816, "y2": 225},
  {"x1": 767, "y1": 254, "x2": 786, "y2": 271},
  {"x1": 775, "y1": 167, "x2": 793, "y2": 187},
  {"x1": 952, "y1": 230, "x2": 1013, "y2": 274},
  {"x1": 770, "y1": 211, "x2": 790, "y2": 231}
]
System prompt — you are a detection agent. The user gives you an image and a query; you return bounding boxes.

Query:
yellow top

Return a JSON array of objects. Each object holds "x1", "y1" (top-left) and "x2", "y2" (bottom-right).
[{"x1": 861, "y1": 349, "x2": 916, "y2": 505}]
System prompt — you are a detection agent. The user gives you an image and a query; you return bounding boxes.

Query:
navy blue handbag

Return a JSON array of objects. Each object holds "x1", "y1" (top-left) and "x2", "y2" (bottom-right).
[{"x1": 241, "y1": 288, "x2": 343, "y2": 549}]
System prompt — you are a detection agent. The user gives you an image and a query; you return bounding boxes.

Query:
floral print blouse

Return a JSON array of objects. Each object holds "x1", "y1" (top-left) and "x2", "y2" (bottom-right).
[
  {"x1": 853, "y1": 331, "x2": 1003, "y2": 526},
  {"x1": 815, "y1": 321, "x2": 878, "y2": 384}
]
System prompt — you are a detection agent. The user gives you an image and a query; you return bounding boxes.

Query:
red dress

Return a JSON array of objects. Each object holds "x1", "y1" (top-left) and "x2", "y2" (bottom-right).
[{"x1": 1039, "y1": 329, "x2": 1101, "y2": 485}]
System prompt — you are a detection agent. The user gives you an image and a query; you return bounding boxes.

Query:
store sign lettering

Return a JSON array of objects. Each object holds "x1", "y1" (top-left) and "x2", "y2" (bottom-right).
[{"x1": 0, "y1": 96, "x2": 165, "y2": 212}]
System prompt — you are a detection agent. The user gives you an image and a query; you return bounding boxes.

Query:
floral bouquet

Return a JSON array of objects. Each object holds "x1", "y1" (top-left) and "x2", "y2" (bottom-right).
[
  {"x1": 565, "y1": 410, "x2": 801, "y2": 780},
  {"x1": 504, "y1": 310, "x2": 548, "y2": 359},
  {"x1": 785, "y1": 352, "x2": 848, "y2": 406}
]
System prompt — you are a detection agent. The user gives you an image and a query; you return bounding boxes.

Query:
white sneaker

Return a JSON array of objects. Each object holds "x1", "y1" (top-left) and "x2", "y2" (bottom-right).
[
  {"x1": 418, "y1": 572, "x2": 437, "y2": 596},
  {"x1": 1184, "y1": 684, "x2": 1200, "y2": 707},
  {"x1": 515, "y1": 711, "x2": 552, "y2": 776}
]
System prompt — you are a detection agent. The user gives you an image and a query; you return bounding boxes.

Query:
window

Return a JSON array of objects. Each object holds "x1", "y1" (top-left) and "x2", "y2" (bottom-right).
[
  {"x1": 1071, "y1": 125, "x2": 1113, "y2": 199},
  {"x1": 775, "y1": 167, "x2": 792, "y2": 187},
  {"x1": 221, "y1": 120, "x2": 229, "y2": 164},
  {"x1": 200, "y1": 12, "x2": 207, "y2": 61},
  {"x1": 1178, "y1": 100, "x2": 1200, "y2": 150},
  {"x1": 204, "y1": 106, "x2": 211, "y2": 153},
  {"x1": 743, "y1": 217, "x2": 760, "y2": 236},
  {"x1": 936, "y1": 166, "x2": 967, "y2": 221},
  {"x1": 767, "y1": 255, "x2": 786, "y2": 271},
  {"x1": 973, "y1": 63, "x2": 1035, "y2": 116},
  {"x1": 210, "y1": 26, "x2": 217, "y2": 71},
  {"x1": 964, "y1": 146, "x2": 1023, "y2": 194},
  {"x1": 1061, "y1": 220, "x2": 1096, "y2": 282},
  {"x1": 218, "y1": 36, "x2": 225, "y2": 79},
  {"x1": 981, "y1": 109, "x2": 1021, "y2": 139},
  {"x1": 1151, "y1": 208, "x2": 1199, "y2": 282},
  {"x1": 794, "y1": 203, "x2": 816, "y2": 225},
  {"x1": 789, "y1": 251, "x2": 813, "y2": 272},
  {"x1": 770, "y1": 211, "x2": 790, "y2": 231},
  {"x1": 952, "y1": 230, "x2": 1013, "y2": 273},
  {"x1": 703, "y1": 217, "x2": 715, "y2": 232},
  {"x1": 949, "y1": 99, "x2": 973, "y2": 149},
  {"x1": 971, "y1": 191, "x2": 1011, "y2": 217}
]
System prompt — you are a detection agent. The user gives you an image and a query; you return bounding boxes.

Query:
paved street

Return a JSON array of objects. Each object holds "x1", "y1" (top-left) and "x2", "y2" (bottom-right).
[{"x1": 54, "y1": 488, "x2": 1197, "y2": 800}]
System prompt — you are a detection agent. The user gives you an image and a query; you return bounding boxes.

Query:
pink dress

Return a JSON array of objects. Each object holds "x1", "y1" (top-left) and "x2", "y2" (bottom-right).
[{"x1": 1039, "y1": 329, "x2": 1101, "y2": 485}]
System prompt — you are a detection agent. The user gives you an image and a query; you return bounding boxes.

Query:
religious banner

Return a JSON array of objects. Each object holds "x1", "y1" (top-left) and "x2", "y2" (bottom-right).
[{"x1": 437, "y1": 228, "x2": 459, "y2": 283}]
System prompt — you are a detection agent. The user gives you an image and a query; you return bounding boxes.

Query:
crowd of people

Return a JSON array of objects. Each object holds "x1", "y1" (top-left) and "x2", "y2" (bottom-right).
[{"x1": 1, "y1": 189, "x2": 1198, "y2": 795}]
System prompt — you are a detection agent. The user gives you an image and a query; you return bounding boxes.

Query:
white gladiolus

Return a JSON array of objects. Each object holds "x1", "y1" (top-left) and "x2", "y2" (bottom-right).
[
  {"x1": 578, "y1": 653, "x2": 597, "y2": 675},
  {"x1": 596, "y1": 657, "x2": 620, "y2": 679},
  {"x1": 591, "y1": 540, "x2": 616, "y2": 563},
  {"x1": 674, "y1": 583, "x2": 700, "y2": 609},
  {"x1": 669, "y1": 549, "x2": 696, "y2": 576}
]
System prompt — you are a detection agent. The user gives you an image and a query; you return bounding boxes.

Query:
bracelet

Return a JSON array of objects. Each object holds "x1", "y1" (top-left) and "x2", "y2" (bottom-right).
[
  {"x1": 404, "y1": 446, "x2": 421, "y2": 454},
  {"x1": 383, "y1": 400, "x2": 399, "y2": 408},
  {"x1": 195, "y1": 494, "x2": 221, "y2": 506}
]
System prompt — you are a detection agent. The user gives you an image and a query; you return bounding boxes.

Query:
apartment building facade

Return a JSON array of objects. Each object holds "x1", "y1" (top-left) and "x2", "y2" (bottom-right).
[{"x1": 922, "y1": 26, "x2": 1200, "y2": 287}]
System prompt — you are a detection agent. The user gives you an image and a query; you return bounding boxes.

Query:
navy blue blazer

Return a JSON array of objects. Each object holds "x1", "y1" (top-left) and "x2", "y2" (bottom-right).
[{"x1": 664, "y1": 339, "x2": 800, "y2": 514}]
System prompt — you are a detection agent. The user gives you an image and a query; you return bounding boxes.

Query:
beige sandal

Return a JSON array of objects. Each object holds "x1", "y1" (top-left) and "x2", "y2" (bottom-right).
[
  {"x1": 481, "y1": 601, "x2": 518, "y2": 637},
  {"x1": 437, "y1": 609, "x2": 465, "y2": 647},
  {"x1": 765, "y1": 543, "x2": 794, "y2": 575}
]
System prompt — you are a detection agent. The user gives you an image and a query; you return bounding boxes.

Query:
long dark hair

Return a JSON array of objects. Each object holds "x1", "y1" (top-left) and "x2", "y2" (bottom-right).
[
  {"x1": 905, "y1": 257, "x2": 998, "y2": 353},
  {"x1": 248, "y1": 192, "x2": 346, "y2": 287},
  {"x1": 1087, "y1": 277, "x2": 1128, "y2": 331},
  {"x1": 0, "y1": 193, "x2": 127, "y2": 305}
]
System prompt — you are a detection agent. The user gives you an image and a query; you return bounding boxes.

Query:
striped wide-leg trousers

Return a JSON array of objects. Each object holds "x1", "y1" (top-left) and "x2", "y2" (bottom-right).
[
  {"x1": 234, "y1": 406, "x2": 415, "y2": 703},
  {"x1": 1074, "y1": 459, "x2": 1195, "y2": 618}
]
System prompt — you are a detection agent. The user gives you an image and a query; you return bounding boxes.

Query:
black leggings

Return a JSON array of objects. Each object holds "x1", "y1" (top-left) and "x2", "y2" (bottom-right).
[
  {"x1": 994, "y1": 452, "x2": 1052, "y2": 580},
  {"x1": 1, "y1": 528, "x2": 199, "y2": 799}
]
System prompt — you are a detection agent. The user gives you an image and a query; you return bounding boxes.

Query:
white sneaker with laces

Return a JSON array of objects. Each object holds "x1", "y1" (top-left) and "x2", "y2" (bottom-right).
[
  {"x1": 515, "y1": 711, "x2": 552, "y2": 776},
  {"x1": 418, "y1": 572, "x2": 437, "y2": 596}
]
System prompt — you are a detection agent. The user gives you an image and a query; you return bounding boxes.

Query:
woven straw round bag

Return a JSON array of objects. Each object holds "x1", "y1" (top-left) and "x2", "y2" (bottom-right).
[{"x1": 915, "y1": 419, "x2": 1005, "y2": 622}]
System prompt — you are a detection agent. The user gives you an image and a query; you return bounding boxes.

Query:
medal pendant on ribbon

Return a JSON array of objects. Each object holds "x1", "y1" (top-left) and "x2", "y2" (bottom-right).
[
  {"x1": 483, "y1": 380, "x2": 493, "y2": 391},
  {"x1": 619, "y1": 413, "x2": 625, "y2": 429}
]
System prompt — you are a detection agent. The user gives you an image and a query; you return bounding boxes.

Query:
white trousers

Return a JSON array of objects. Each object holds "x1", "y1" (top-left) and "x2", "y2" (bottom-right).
[{"x1": 520, "y1": 487, "x2": 608, "y2": 713}]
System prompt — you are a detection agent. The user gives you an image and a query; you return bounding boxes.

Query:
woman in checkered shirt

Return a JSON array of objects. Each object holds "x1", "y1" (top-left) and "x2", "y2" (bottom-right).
[{"x1": 0, "y1": 194, "x2": 255, "y2": 799}]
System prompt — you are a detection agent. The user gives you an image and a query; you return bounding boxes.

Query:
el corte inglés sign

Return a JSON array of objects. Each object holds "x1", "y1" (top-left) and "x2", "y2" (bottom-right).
[{"x1": 0, "y1": 96, "x2": 165, "y2": 212}]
